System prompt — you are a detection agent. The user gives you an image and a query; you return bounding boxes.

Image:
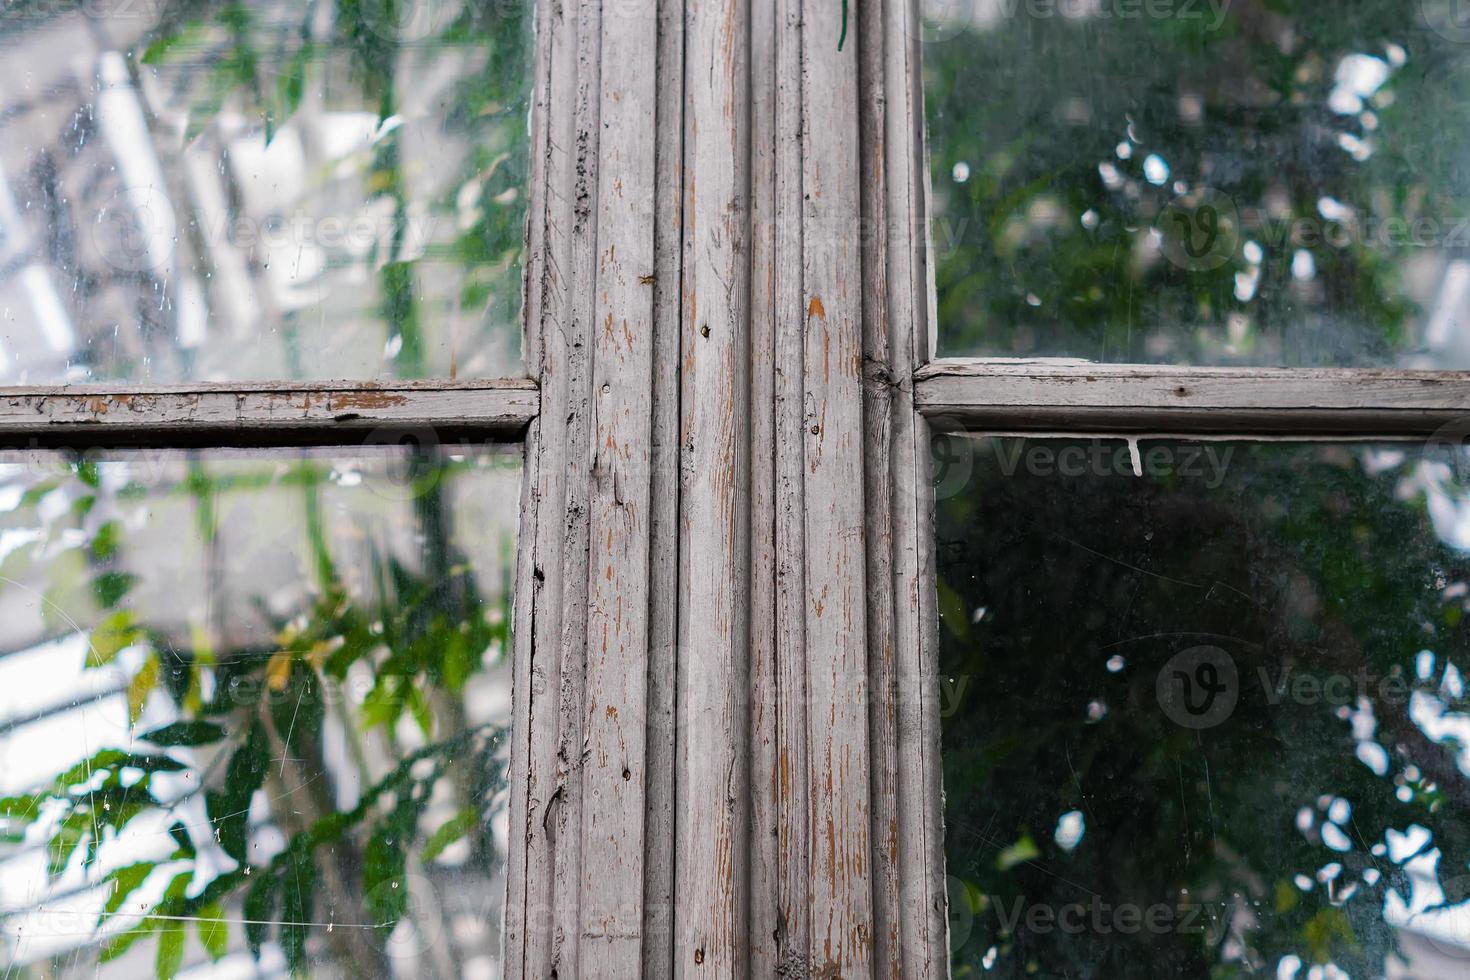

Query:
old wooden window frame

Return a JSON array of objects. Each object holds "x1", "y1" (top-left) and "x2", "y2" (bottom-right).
[{"x1": 11, "y1": 0, "x2": 1470, "y2": 978}]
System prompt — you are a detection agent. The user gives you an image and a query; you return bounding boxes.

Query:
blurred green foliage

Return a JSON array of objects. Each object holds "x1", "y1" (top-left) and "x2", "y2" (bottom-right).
[
  {"x1": 0, "y1": 449, "x2": 513, "y2": 978},
  {"x1": 926, "y1": 0, "x2": 1470, "y2": 364},
  {"x1": 937, "y1": 439, "x2": 1470, "y2": 976},
  {"x1": 140, "y1": 0, "x2": 531, "y2": 378}
]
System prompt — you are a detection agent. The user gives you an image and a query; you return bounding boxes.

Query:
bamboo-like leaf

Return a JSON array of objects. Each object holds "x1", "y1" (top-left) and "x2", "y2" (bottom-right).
[
  {"x1": 155, "y1": 921, "x2": 184, "y2": 980},
  {"x1": 207, "y1": 722, "x2": 269, "y2": 862},
  {"x1": 141, "y1": 720, "x2": 226, "y2": 747},
  {"x1": 197, "y1": 902, "x2": 228, "y2": 961},
  {"x1": 128, "y1": 653, "x2": 160, "y2": 725},
  {"x1": 421, "y1": 807, "x2": 478, "y2": 862},
  {"x1": 102, "y1": 861, "x2": 156, "y2": 918},
  {"x1": 279, "y1": 850, "x2": 316, "y2": 973},
  {"x1": 87, "y1": 610, "x2": 141, "y2": 667},
  {"x1": 243, "y1": 868, "x2": 278, "y2": 957}
]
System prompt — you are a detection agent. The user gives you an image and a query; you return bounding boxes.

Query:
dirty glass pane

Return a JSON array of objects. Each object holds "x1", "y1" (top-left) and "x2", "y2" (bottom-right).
[
  {"x1": 926, "y1": 2, "x2": 1470, "y2": 366},
  {"x1": 936, "y1": 435, "x2": 1470, "y2": 976},
  {"x1": 0, "y1": 0, "x2": 530, "y2": 382},
  {"x1": 0, "y1": 444, "x2": 519, "y2": 978}
]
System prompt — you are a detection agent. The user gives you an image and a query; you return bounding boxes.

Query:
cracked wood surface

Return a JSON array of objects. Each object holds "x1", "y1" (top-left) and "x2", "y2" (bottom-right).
[
  {"x1": 0, "y1": 380, "x2": 536, "y2": 446},
  {"x1": 505, "y1": 0, "x2": 949, "y2": 975},
  {"x1": 916, "y1": 360, "x2": 1470, "y2": 435}
]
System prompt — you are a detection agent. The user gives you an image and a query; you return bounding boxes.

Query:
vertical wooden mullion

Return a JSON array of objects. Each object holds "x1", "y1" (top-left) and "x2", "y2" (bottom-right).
[
  {"x1": 880, "y1": 0, "x2": 949, "y2": 973},
  {"x1": 541, "y1": 0, "x2": 607, "y2": 972},
  {"x1": 506, "y1": 0, "x2": 950, "y2": 974},
  {"x1": 505, "y1": 0, "x2": 582, "y2": 969},
  {"x1": 857, "y1": 0, "x2": 905, "y2": 973}
]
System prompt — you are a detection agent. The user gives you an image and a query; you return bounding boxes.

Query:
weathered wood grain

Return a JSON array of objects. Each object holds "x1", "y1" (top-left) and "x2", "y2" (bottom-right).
[
  {"x1": 642, "y1": 0, "x2": 687, "y2": 973},
  {"x1": 577, "y1": 0, "x2": 660, "y2": 969},
  {"x1": 500, "y1": 0, "x2": 558, "y2": 958},
  {"x1": 882, "y1": 0, "x2": 951, "y2": 974},
  {"x1": 0, "y1": 380, "x2": 536, "y2": 447},
  {"x1": 675, "y1": 0, "x2": 752, "y2": 972},
  {"x1": 857, "y1": 0, "x2": 903, "y2": 973},
  {"x1": 505, "y1": 0, "x2": 590, "y2": 971},
  {"x1": 916, "y1": 360, "x2": 1470, "y2": 435},
  {"x1": 770, "y1": 0, "x2": 813, "y2": 970},
  {"x1": 800, "y1": 0, "x2": 875, "y2": 972},
  {"x1": 747, "y1": 0, "x2": 782, "y2": 970},
  {"x1": 506, "y1": 1, "x2": 955, "y2": 977}
]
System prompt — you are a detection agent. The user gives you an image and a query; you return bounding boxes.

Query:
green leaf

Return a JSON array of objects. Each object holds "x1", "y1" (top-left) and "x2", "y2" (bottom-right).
[
  {"x1": 140, "y1": 33, "x2": 181, "y2": 66},
  {"x1": 91, "y1": 520, "x2": 122, "y2": 561},
  {"x1": 156, "y1": 921, "x2": 184, "y2": 980},
  {"x1": 1302, "y1": 907, "x2": 1355, "y2": 964},
  {"x1": 0, "y1": 793, "x2": 40, "y2": 821},
  {"x1": 243, "y1": 868, "x2": 278, "y2": 957},
  {"x1": 140, "y1": 721, "x2": 226, "y2": 747},
  {"x1": 406, "y1": 682, "x2": 433, "y2": 739},
  {"x1": 440, "y1": 629, "x2": 473, "y2": 692},
  {"x1": 422, "y1": 807, "x2": 479, "y2": 862},
  {"x1": 364, "y1": 828, "x2": 408, "y2": 936},
  {"x1": 54, "y1": 750, "x2": 186, "y2": 787},
  {"x1": 168, "y1": 821, "x2": 194, "y2": 858},
  {"x1": 995, "y1": 832, "x2": 1040, "y2": 872},
  {"x1": 46, "y1": 811, "x2": 91, "y2": 875},
  {"x1": 280, "y1": 850, "x2": 316, "y2": 973},
  {"x1": 95, "y1": 570, "x2": 137, "y2": 609},
  {"x1": 102, "y1": 872, "x2": 190, "y2": 965},
  {"x1": 207, "y1": 722, "x2": 269, "y2": 863},
  {"x1": 87, "y1": 610, "x2": 142, "y2": 667},
  {"x1": 128, "y1": 653, "x2": 160, "y2": 724},
  {"x1": 361, "y1": 674, "x2": 404, "y2": 729},
  {"x1": 100, "y1": 919, "x2": 153, "y2": 962},
  {"x1": 103, "y1": 862, "x2": 156, "y2": 917},
  {"x1": 269, "y1": 46, "x2": 310, "y2": 147},
  {"x1": 197, "y1": 902, "x2": 228, "y2": 961},
  {"x1": 936, "y1": 577, "x2": 972, "y2": 642},
  {"x1": 269, "y1": 661, "x2": 326, "y2": 761}
]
